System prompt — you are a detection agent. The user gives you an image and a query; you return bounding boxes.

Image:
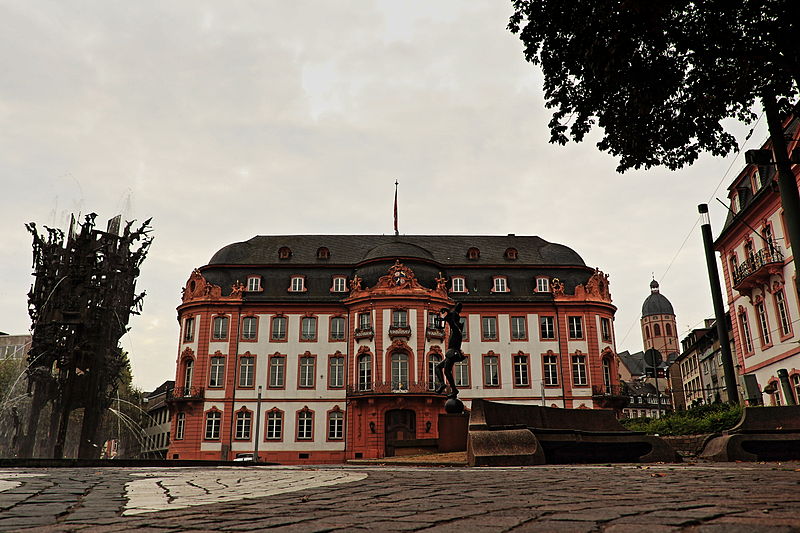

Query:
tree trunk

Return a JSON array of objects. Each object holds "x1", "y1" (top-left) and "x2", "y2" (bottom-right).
[{"x1": 761, "y1": 93, "x2": 800, "y2": 303}]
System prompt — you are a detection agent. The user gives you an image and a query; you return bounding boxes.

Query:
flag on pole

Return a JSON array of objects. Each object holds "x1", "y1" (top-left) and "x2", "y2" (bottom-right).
[{"x1": 394, "y1": 180, "x2": 399, "y2": 235}]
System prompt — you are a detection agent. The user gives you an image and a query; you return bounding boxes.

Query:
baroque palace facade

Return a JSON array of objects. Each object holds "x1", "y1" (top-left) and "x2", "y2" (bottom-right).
[{"x1": 167, "y1": 235, "x2": 620, "y2": 463}]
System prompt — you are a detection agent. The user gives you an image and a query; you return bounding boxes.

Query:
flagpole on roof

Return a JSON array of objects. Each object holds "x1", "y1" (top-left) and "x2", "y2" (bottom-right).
[{"x1": 394, "y1": 180, "x2": 399, "y2": 236}]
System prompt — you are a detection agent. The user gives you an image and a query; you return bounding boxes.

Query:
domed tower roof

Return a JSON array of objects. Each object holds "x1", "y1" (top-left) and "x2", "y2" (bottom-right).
[{"x1": 642, "y1": 279, "x2": 674, "y2": 317}]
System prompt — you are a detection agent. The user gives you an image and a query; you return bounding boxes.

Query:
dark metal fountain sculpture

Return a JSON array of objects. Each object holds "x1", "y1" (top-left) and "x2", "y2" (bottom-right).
[
  {"x1": 434, "y1": 302, "x2": 466, "y2": 414},
  {"x1": 17, "y1": 213, "x2": 152, "y2": 459}
]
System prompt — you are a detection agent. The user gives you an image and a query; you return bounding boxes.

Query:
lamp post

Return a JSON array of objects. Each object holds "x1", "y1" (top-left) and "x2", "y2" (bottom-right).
[
  {"x1": 253, "y1": 385, "x2": 262, "y2": 462},
  {"x1": 698, "y1": 204, "x2": 739, "y2": 404}
]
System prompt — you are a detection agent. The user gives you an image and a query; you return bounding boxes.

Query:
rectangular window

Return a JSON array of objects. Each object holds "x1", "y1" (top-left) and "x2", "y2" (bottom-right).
[
  {"x1": 301, "y1": 317, "x2": 317, "y2": 341},
  {"x1": 358, "y1": 355, "x2": 372, "y2": 391},
  {"x1": 242, "y1": 317, "x2": 258, "y2": 340},
  {"x1": 392, "y1": 310, "x2": 408, "y2": 327},
  {"x1": 451, "y1": 277, "x2": 465, "y2": 293},
  {"x1": 601, "y1": 318, "x2": 612, "y2": 342},
  {"x1": 209, "y1": 356, "x2": 225, "y2": 388},
  {"x1": 756, "y1": 302, "x2": 771, "y2": 346},
  {"x1": 568, "y1": 316, "x2": 583, "y2": 339},
  {"x1": 493, "y1": 277, "x2": 508, "y2": 292},
  {"x1": 359, "y1": 312, "x2": 371, "y2": 329},
  {"x1": 299, "y1": 356, "x2": 315, "y2": 388},
  {"x1": 297, "y1": 411, "x2": 313, "y2": 440},
  {"x1": 455, "y1": 357, "x2": 470, "y2": 387},
  {"x1": 235, "y1": 411, "x2": 252, "y2": 440},
  {"x1": 483, "y1": 355, "x2": 499, "y2": 387},
  {"x1": 290, "y1": 276, "x2": 305, "y2": 292},
  {"x1": 269, "y1": 356, "x2": 285, "y2": 388},
  {"x1": 572, "y1": 355, "x2": 587, "y2": 386},
  {"x1": 775, "y1": 290, "x2": 791, "y2": 337},
  {"x1": 540, "y1": 316, "x2": 555, "y2": 340},
  {"x1": 328, "y1": 411, "x2": 343, "y2": 440},
  {"x1": 271, "y1": 316, "x2": 287, "y2": 341},
  {"x1": 482, "y1": 316, "x2": 497, "y2": 340},
  {"x1": 183, "y1": 317, "x2": 194, "y2": 342},
  {"x1": 329, "y1": 356, "x2": 344, "y2": 388},
  {"x1": 205, "y1": 411, "x2": 221, "y2": 440},
  {"x1": 543, "y1": 354, "x2": 558, "y2": 385},
  {"x1": 330, "y1": 317, "x2": 345, "y2": 340},
  {"x1": 239, "y1": 356, "x2": 254, "y2": 388},
  {"x1": 175, "y1": 413, "x2": 185, "y2": 440},
  {"x1": 514, "y1": 354, "x2": 529, "y2": 387},
  {"x1": 247, "y1": 277, "x2": 261, "y2": 292},
  {"x1": 212, "y1": 316, "x2": 229, "y2": 340},
  {"x1": 267, "y1": 411, "x2": 283, "y2": 440},
  {"x1": 332, "y1": 277, "x2": 347, "y2": 292},
  {"x1": 536, "y1": 277, "x2": 549, "y2": 293},
  {"x1": 511, "y1": 316, "x2": 526, "y2": 340}
]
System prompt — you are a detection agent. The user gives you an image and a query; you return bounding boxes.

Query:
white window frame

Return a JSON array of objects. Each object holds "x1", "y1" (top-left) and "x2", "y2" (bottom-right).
[
  {"x1": 297, "y1": 411, "x2": 313, "y2": 440},
  {"x1": 247, "y1": 276, "x2": 261, "y2": 292},
  {"x1": 513, "y1": 354, "x2": 529, "y2": 386},
  {"x1": 235, "y1": 411, "x2": 252, "y2": 440},
  {"x1": 540, "y1": 316, "x2": 556, "y2": 340},
  {"x1": 328, "y1": 411, "x2": 344, "y2": 440},
  {"x1": 568, "y1": 316, "x2": 584, "y2": 339},
  {"x1": 756, "y1": 302, "x2": 771, "y2": 345},
  {"x1": 483, "y1": 355, "x2": 500, "y2": 386},
  {"x1": 482, "y1": 316, "x2": 498, "y2": 340},
  {"x1": 238, "y1": 356, "x2": 254, "y2": 388},
  {"x1": 205, "y1": 411, "x2": 221, "y2": 440},
  {"x1": 331, "y1": 276, "x2": 347, "y2": 292},
  {"x1": 266, "y1": 411, "x2": 282, "y2": 440},
  {"x1": 209, "y1": 356, "x2": 225, "y2": 388},
  {"x1": 299, "y1": 356, "x2": 315, "y2": 388},
  {"x1": 271, "y1": 316, "x2": 287, "y2": 340},
  {"x1": 290, "y1": 276, "x2": 305, "y2": 292},
  {"x1": 543, "y1": 354, "x2": 558, "y2": 385},
  {"x1": 301, "y1": 317, "x2": 317, "y2": 341},
  {"x1": 392, "y1": 309, "x2": 408, "y2": 328},
  {"x1": 536, "y1": 277, "x2": 550, "y2": 293},
  {"x1": 242, "y1": 316, "x2": 258, "y2": 340},
  {"x1": 572, "y1": 354, "x2": 587, "y2": 386},
  {"x1": 455, "y1": 357, "x2": 470, "y2": 387},
  {"x1": 329, "y1": 356, "x2": 344, "y2": 388},
  {"x1": 175, "y1": 412, "x2": 185, "y2": 440},
  {"x1": 511, "y1": 316, "x2": 526, "y2": 340},
  {"x1": 330, "y1": 317, "x2": 345, "y2": 340},
  {"x1": 492, "y1": 276, "x2": 508, "y2": 293},
  {"x1": 451, "y1": 277, "x2": 466, "y2": 293},
  {"x1": 269, "y1": 356, "x2": 285, "y2": 388}
]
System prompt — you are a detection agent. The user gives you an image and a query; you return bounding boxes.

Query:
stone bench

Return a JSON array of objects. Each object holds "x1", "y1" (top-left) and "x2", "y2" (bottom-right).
[
  {"x1": 699, "y1": 405, "x2": 800, "y2": 461},
  {"x1": 467, "y1": 399, "x2": 680, "y2": 466}
]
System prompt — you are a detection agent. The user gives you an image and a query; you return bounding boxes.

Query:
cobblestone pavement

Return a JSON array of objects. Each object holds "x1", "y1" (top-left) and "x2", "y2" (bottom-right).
[{"x1": 0, "y1": 463, "x2": 799, "y2": 532}]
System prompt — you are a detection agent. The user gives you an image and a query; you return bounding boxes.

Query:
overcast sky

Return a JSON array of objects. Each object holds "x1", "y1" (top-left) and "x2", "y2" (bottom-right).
[{"x1": 0, "y1": 1, "x2": 767, "y2": 391}]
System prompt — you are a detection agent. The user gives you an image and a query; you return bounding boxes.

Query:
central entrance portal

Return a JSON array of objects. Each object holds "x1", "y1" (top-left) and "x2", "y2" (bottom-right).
[{"x1": 384, "y1": 409, "x2": 416, "y2": 457}]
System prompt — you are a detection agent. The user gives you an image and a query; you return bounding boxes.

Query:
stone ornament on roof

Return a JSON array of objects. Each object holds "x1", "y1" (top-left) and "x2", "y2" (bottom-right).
[
  {"x1": 345, "y1": 261, "x2": 451, "y2": 303},
  {"x1": 552, "y1": 268, "x2": 612, "y2": 303},
  {"x1": 181, "y1": 269, "x2": 245, "y2": 303}
]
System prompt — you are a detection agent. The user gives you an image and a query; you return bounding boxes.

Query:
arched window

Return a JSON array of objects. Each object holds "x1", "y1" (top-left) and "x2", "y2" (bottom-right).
[
  {"x1": 358, "y1": 354, "x2": 372, "y2": 391},
  {"x1": 466, "y1": 247, "x2": 480, "y2": 260},
  {"x1": 504, "y1": 247, "x2": 518, "y2": 260},
  {"x1": 235, "y1": 410, "x2": 252, "y2": 440},
  {"x1": 602, "y1": 358, "x2": 612, "y2": 391},
  {"x1": 316, "y1": 247, "x2": 330, "y2": 260},
  {"x1": 653, "y1": 323, "x2": 661, "y2": 336},
  {"x1": 391, "y1": 352, "x2": 409, "y2": 389},
  {"x1": 665, "y1": 323, "x2": 672, "y2": 336},
  {"x1": 278, "y1": 246, "x2": 291, "y2": 259},
  {"x1": 645, "y1": 325, "x2": 651, "y2": 339},
  {"x1": 428, "y1": 353, "x2": 442, "y2": 390},
  {"x1": 183, "y1": 359, "x2": 194, "y2": 393}
]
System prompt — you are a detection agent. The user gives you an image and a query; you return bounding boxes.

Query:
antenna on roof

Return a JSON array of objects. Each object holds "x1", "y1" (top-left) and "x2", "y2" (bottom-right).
[{"x1": 393, "y1": 180, "x2": 399, "y2": 236}]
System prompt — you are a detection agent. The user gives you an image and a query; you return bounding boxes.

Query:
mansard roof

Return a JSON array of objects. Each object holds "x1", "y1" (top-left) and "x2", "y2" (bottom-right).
[{"x1": 208, "y1": 235, "x2": 585, "y2": 267}]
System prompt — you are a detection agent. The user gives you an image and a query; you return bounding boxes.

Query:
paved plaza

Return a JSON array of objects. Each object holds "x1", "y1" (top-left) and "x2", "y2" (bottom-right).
[{"x1": 0, "y1": 462, "x2": 799, "y2": 532}]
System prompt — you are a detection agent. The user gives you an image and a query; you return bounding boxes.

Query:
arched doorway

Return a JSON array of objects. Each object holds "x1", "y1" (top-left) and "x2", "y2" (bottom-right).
[{"x1": 384, "y1": 409, "x2": 415, "y2": 457}]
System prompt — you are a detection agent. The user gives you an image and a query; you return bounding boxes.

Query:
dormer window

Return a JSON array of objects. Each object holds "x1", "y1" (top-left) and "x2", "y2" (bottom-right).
[
  {"x1": 504, "y1": 248, "x2": 518, "y2": 260},
  {"x1": 289, "y1": 276, "x2": 306, "y2": 292},
  {"x1": 731, "y1": 194, "x2": 740, "y2": 214},
  {"x1": 317, "y1": 247, "x2": 330, "y2": 260},
  {"x1": 331, "y1": 276, "x2": 347, "y2": 293},
  {"x1": 466, "y1": 247, "x2": 480, "y2": 260},
  {"x1": 246, "y1": 276, "x2": 262, "y2": 292},
  {"x1": 492, "y1": 276, "x2": 508, "y2": 293},
  {"x1": 536, "y1": 277, "x2": 550, "y2": 293},
  {"x1": 278, "y1": 246, "x2": 292, "y2": 260},
  {"x1": 451, "y1": 276, "x2": 466, "y2": 293}
]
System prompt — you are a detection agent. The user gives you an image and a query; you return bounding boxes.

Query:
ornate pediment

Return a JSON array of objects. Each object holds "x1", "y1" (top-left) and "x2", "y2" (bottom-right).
[
  {"x1": 347, "y1": 261, "x2": 449, "y2": 300},
  {"x1": 553, "y1": 268, "x2": 612, "y2": 303},
  {"x1": 181, "y1": 269, "x2": 244, "y2": 303}
]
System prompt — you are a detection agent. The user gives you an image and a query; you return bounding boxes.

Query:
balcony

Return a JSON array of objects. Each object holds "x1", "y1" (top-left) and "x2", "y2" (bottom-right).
[
  {"x1": 732, "y1": 246, "x2": 784, "y2": 296},
  {"x1": 354, "y1": 326, "x2": 374, "y2": 340},
  {"x1": 166, "y1": 386, "x2": 204, "y2": 402},
  {"x1": 388, "y1": 325, "x2": 412, "y2": 339},
  {"x1": 591, "y1": 384, "x2": 630, "y2": 410},
  {"x1": 425, "y1": 326, "x2": 445, "y2": 341},
  {"x1": 346, "y1": 381, "x2": 437, "y2": 397}
]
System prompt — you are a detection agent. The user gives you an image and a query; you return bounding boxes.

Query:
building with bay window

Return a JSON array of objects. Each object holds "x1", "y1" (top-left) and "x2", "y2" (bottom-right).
[
  {"x1": 167, "y1": 235, "x2": 621, "y2": 463},
  {"x1": 714, "y1": 110, "x2": 800, "y2": 406}
]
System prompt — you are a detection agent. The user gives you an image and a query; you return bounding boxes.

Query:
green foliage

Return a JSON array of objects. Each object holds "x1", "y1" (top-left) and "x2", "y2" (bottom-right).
[
  {"x1": 508, "y1": 0, "x2": 800, "y2": 172},
  {"x1": 621, "y1": 403, "x2": 743, "y2": 435}
]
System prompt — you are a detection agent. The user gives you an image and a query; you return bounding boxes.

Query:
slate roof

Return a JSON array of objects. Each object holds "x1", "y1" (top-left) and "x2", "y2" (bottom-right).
[
  {"x1": 209, "y1": 235, "x2": 585, "y2": 267},
  {"x1": 642, "y1": 292, "x2": 675, "y2": 316}
]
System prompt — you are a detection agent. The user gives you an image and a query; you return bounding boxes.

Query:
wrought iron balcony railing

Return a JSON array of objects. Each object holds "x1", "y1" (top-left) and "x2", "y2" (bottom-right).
[
  {"x1": 166, "y1": 386, "x2": 204, "y2": 402},
  {"x1": 425, "y1": 326, "x2": 445, "y2": 340},
  {"x1": 732, "y1": 245, "x2": 784, "y2": 287},
  {"x1": 354, "y1": 327, "x2": 374, "y2": 340},
  {"x1": 591, "y1": 384, "x2": 628, "y2": 396},
  {"x1": 346, "y1": 381, "x2": 437, "y2": 396},
  {"x1": 388, "y1": 325, "x2": 412, "y2": 338}
]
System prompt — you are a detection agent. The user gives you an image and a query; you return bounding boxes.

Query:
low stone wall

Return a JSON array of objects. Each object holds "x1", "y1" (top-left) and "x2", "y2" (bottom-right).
[{"x1": 660, "y1": 434, "x2": 712, "y2": 457}]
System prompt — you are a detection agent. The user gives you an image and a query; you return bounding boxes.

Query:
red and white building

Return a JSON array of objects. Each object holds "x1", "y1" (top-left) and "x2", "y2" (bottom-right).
[
  {"x1": 715, "y1": 111, "x2": 800, "y2": 405},
  {"x1": 167, "y1": 235, "x2": 621, "y2": 463}
]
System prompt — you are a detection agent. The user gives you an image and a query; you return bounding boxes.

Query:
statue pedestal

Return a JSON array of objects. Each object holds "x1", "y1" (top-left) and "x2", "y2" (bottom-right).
[{"x1": 437, "y1": 412, "x2": 469, "y2": 452}]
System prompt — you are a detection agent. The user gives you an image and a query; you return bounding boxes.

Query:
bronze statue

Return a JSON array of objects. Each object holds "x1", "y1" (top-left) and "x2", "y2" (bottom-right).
[{"x1": 434, "y1": 302, "x2": 465, "y2": 397}]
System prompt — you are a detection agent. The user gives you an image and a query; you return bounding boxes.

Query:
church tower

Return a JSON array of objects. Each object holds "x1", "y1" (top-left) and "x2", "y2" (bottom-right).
[{"x1": 641, "y1": 280, "x2": 680, "y2": 358}]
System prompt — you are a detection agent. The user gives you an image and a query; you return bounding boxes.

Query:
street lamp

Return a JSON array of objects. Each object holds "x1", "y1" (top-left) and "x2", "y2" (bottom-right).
[{"x1": 253, "y1": 385, "x2": 262, "y2": 462}]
